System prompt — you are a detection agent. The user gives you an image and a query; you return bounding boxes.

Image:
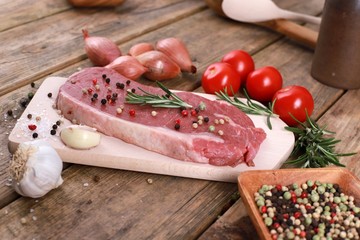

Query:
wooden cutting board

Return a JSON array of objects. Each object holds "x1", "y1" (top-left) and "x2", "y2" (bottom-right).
[{"x1": 8, "y1": 77, "x2": 294, "y2": 182}]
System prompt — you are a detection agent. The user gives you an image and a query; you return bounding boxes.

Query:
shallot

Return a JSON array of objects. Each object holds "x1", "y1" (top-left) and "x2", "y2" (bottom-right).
[
  {"x1": 136, "y1": 50, "x2": 181, "y2": 81},
  {"x1": 128, "y1": 42, "x2": 154, "y2": 57},
  {"x1": 82, "y1": 29, "x2": 121, "y2": 66},
  {"x1": 155, "y1": 37, "x2": 197, "y2": 74},
  {"x1": 106, "y1": 55, "x2": 148, "y2": 80}
]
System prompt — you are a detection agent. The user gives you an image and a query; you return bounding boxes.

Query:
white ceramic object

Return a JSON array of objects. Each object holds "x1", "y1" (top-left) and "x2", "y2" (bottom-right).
[{"x1": 222, "y1": 0, "x2": 321, "y2": 24}]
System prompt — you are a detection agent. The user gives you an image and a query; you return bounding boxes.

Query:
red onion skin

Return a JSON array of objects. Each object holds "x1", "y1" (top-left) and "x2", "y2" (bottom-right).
[
  {"x1": 128, "y1": 43, "x2": 154, "y2": 57},
  {"x1": 82, "y1": 29, "x2": 121, "y2": 67},
  {"x1": 136, "y1": 50, "x2": 181, "y2": 81},
  {"x1": 105, "y1": 55, "x2": 148, "y2": 80},
  {"x1": 155, "y1": 37, "x2": 196, "y2": 74}
]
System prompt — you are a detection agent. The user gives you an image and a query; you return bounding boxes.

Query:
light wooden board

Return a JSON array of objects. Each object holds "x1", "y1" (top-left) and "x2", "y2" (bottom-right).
[{"x1": 8, "y1": 77, "x2": 294, "y2": 182}]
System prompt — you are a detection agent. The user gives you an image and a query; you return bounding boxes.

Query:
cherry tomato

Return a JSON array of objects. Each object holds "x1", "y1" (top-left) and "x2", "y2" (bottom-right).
[
  {"x1": 272, "y1": 85, "x2": 314, "y2": 126},
  {"x1": 221, "y1": 50, "x2": 255, "y2": 85},
  {"x1": 201, "y1": 62, "x2": 241, "y2": 96},
  {"x1": 245, "y1": 66, "x2": 283, "y2": 102}
]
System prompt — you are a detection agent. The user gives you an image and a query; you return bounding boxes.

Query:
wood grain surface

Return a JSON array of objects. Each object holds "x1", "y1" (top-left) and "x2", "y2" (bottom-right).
[{"x1": 1, "y1": 0, "x2": 359, "y2": 239}]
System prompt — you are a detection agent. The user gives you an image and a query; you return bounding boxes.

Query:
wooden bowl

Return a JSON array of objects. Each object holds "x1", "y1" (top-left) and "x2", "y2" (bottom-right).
[{"x1": 237, "y1": 168, "x2": 360, "y2": 240}]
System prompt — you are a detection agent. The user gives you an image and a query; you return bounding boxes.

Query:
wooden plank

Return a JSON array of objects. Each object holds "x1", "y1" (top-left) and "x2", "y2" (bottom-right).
[
  {"x1": 0, "y1": 165, "x2": 237, "y2": 239},
  {"x1": 0, "y1": 0, "x2": 207, "y2": 97},
  {"x1": 0, "y1": 0, "x2": 71, "y2": 32}
]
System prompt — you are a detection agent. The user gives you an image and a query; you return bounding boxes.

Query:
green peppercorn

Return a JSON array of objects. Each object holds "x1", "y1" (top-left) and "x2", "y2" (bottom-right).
[
  {"x1": 334, "y1": 196, "x2": 341, "y2": 204},
  {"x1": 311, "y1": 193, "x2": 320, "y2": 202},
  {"x1": 264, "y1": 217, "x2": 273, "y2": 226},
  {"x1": 283, "y1": 191, "x2": 292, "y2": 200},
  {"x1": 307, "y1": 180, "x2": 314, "y2": 187},
  {"x1": 317, "y1": 185, "x2": 326, "y2": 194}
]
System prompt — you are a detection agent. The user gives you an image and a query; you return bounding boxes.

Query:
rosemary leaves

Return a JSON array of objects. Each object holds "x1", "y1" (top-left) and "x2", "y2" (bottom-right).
[
  {"x1": 215, "y1": 89, "x2": 276, "y2": 129},
  {"x1": 284, "y1": 116, "x2": 356, "y2": 168},
  {"x1": 125, "y1": 81, "x2": 192, "y2": 109}
]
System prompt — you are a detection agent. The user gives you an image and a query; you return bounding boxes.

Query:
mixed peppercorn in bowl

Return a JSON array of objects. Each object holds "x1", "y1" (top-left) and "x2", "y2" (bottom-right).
[{"x1": 238, "y1": 168, "x2": 360, "y2": 240}]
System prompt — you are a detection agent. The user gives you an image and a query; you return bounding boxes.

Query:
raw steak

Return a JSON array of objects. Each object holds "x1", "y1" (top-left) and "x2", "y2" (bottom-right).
[{"x1": 56, "y1": 67, "x2": 266, "y2": 167}]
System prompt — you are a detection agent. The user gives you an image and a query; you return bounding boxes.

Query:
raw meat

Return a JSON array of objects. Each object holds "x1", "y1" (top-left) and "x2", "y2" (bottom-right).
[{"x1": 56, "y1": 67, "x2": 266, "y2": 167}]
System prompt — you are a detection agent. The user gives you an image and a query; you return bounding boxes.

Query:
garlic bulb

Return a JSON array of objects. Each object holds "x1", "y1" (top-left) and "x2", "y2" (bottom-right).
[
  {"x1": 60, "y1": 125, "x2": 101, "y2": 150},
  {"x1": 9, "y1": 140, "x2": 63, "y2": 198}
]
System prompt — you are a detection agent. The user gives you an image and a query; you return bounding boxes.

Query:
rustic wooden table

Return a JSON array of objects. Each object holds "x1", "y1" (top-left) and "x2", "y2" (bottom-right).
[{"x1": 1, "y1": 0, "x2": 359, "y2": 239}]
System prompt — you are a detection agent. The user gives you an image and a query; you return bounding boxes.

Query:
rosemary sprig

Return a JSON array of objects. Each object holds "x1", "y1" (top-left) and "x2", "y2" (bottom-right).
[
  {"x1": 125, "y1": 81, "x2": 192, "y2": 109},
  {"x1": 284, "y1": 114, "x2": 356, "y2": 168},
  {"x1": 215, "y1": 89, "x2": 276, "y2": 129}
]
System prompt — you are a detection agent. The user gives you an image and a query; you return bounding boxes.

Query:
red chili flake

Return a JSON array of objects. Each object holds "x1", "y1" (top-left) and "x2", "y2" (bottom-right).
[
  {"x1": 87, "y1": 88, "x2": 93, "y2": 94},
  {"x1": 260, "y1": 206, "x2": 267, "y2": 213},
  {"x1": 28, "y1": 124, "x2": 37, "y2": 131},
  {"x1": 175, "y1": 119, "x2": 181, "y2": 124},
  {"x1": 129, "y1": 109, "x2": 136, "y2": 117},
  {"x1": 67, "y1": 110, "x2": 72, "y2": 115},
  {"x1": 276, "y1": 184, "x2": 282, "y2": 191},
  {"x1": 190, "y1": 109, "x2": 197, "y2": 116},
  {"x1": 181, "y1": 110, "x2": 188, "y2": 117},
  {"x1": 92, "y1": 78, "x2": 97, "y2": 85},
  {"x1": 329, "y1": 219, "x2": 335, "y2": 224}
]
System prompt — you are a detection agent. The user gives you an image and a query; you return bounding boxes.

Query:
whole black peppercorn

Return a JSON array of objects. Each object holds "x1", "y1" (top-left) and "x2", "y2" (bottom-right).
[
  {"x1": 30, "y1": 82, "x2": 35, "y2": 88},
  {"x1": 19, "y1": 97, "x2": 29, "y2": 108},
  {"x1": 93, "y1": 93, "x2": 98, "y2": 99},
  {"x1": 105, "y1": 78, "x2": 110, "y2": 84},
  {"x1": 27, "y1": 114, "x2": 32, "y2": 119},
  {"x1": 204, "y1": 117, "x2": 209, "y2": 123},
  {"x1": 174, "y1": 123, "x2": 180, "y2": 130},
  {"x1": 50, "y1": 129, "x2": 56, "y2": 135},
  {"x1": 7, "y1": 110, "x2": 13, "y2": 116},
  {"x1": 126, "y1": 80, "x2": 131, "y2": 85},
  {"x1": 52, "y1": 124, "x2": 58, "y2": 130},
  {"x1": 102, "y1": 74, "x2": 106, "y2": 79},
  {"x1": 56, "y1": 120, "x2": 61, "y2": 126},
  {"x1": 47, "y1": 92, "x2": 52, "y2": 98},
  {"x1": 28, "y1": 92, "x2": 34, "y2": 99},
  {"x1": 32, "y1": 132, "x2": 38, "y2": 138},
  {"x1": 101, "y1": 99, "x2": 107, "y2": 105}
]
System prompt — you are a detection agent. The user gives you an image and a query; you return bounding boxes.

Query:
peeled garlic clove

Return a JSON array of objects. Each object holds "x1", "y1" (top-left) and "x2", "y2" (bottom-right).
[
  {"x1": 82, "y1": 29, "x2": 122, "y2": 66},
  {"x1": 60, "y1": 125, "x2": 101, "y2": 150},
  {"x1": 128, "y1": 42, "x2": 154, "y2": 57},
  {"x1": 155, "y1": 37, "x2": 197, "y2": 74},
  {"x1": 105, "y1": 55, "x2": 148, "y2": 80},
  {"x1": 136, "y1": 50, "x2": 181, "y2": 81},
  {"x1": 10, "y1": 140, "x2": 63, "y2": 198}
]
